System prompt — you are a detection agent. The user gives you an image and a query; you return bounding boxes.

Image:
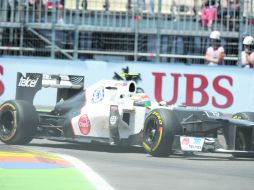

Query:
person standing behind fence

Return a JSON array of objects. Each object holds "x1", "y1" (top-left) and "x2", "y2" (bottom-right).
[
  {"x1": 201, "y1": 0, "x2": 217, "y2": 30},
  {"x1": 7, "y1": 0, "x2": 19, "y2": 22},
  {"x1": 205, "y1": 30, "x2": 225, "y2": 65},
  {"x1": 220, "y1": 0, "x2": 240, "y2": 18},
  {"x1": 44, "y1": 0, "x2": 64, "y2": 23},
  {"x1": 149, "y1": 0, "x2": 154, "y2": 16},
  {"x1": 241, "y1": 36, "x2": 254, "y2": 68},
  {"x1": 28, "y1": 0, "x2": 45, "y2": 22},
  {"x1": 103, "y1": 0, "x2": 110, "y2": 11},
  {"x1": 82, "y1": 0, "x2": 87, "y2": 10}
]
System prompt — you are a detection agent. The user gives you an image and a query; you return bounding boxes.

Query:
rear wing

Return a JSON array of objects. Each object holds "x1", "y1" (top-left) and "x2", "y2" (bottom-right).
[{"x1": 16, "y1": 72, "x2": 84, "y2": 103}]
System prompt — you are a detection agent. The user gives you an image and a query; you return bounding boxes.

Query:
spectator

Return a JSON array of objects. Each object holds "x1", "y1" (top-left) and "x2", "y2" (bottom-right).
[
  {"x1": 1, "y1": 0, "x2": 8, "y2": 21},
  {"x1": 44, "y1": 0, "x2": 64, "y2": 24},
  {"x1": 201, "y1": 0, "x2": 217, "y2": 29},
  {"x1": 241, "y1": 36, "x2": 254, "y2": 68},
  {"x1": 205, "y1": 30, "x2": 225, "y2": 65},
  {"x1": 127, "y1": 0, "x2": 132, "y2": 11},
  {"x1": 28, "y1": 0, "x2": 45, "y2": 22},
  {"x1": 127, "y1": 0, "x2": 145, "y2": 14},
  {"x1": 172, "y1": 0, "x2": 195, "y2": 16},
  {"x1": 219, "y1": 0, "x2": 240, "y2": 30},
  {"x1": 82, "y1": 0, "x2": 87, "y2": 10},
  {"x1": 243, "y1": 0, "x2": 254, "y2": 19},
  {"x1": 8, "y1": 0, "x2": 29, "y2": 22},
  {"x1": 220, "y1": 0, "x2": 240, "y2": 18},
  {"x1": 7, "y1": 0, "x2": 19, "y2": 22},
  {"x1": 149, "y1": 0, "x2": 154, "y2": 16},
  {"x1": 103, "y1": 0, "x2": 110, "y2": 11}
]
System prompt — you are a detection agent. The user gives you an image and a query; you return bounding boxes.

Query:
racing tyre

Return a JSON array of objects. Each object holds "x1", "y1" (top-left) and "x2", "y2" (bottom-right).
[
  {"x1": 0, "y1": 100, "x2": 38, "y2": 145},
  {"x1": 142, "y1": 109, "x2": 182, "y2": 157},
  {"x1": 232, "y1": 112, "x2": 254, "y2": 157}
]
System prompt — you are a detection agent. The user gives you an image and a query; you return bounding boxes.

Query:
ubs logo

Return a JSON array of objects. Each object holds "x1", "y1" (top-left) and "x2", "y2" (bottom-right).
[{"x1": 0, "y1": 65, "x2": 4, "y2": 96}]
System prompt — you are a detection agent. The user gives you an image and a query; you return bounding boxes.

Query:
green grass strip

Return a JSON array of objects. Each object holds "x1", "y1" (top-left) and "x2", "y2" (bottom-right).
[{"x1": 0, "y1": 167, "x2": 96, "y2": 190}]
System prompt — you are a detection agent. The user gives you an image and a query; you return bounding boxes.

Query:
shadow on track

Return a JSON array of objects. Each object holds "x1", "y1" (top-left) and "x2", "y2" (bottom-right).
[
  {"x1": 19, "y1": 141, "x2": 254, "y2": 161},
  {"x1": 169, "y1": 152, "x2": 254, "y2": 162},
  {"x1": 27, "y1": 141, "x2": 146, "y2": 154}
]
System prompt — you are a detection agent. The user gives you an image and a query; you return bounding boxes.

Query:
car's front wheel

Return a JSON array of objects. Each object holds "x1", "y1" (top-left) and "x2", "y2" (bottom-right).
[
  {"x1": 142, "y1": 109, "x2": 182, "y2": 157},
  {"x1": 232, "y1": 112, "x2": 254, "y2": 157}
]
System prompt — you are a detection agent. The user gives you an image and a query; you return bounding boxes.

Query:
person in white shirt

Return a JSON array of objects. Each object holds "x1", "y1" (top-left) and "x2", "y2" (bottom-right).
[
  {"x1": 241, "y1": 36, "x2": 254, "y2": 68},
  {"x1": 205, "y1": 31, "x2": 225, "y2": 66}
]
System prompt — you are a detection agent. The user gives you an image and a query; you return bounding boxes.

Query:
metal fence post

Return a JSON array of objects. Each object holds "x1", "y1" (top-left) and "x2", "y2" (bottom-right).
[
  {"x1": 74, "y1": 0, "x2": 80, "y2": 60},
  {"x1": 156, "y1": 0, "x2": 162, "y2": 63},
  {"x1": 51, "y1": 0, "x2": 56, "y2": 59},
  {"x1": 251, "y1": 0, "x2": 253, "y2": 35},
  {"x1": 19, "y1": 0, "x2": 27, "y2": 56},
  {"x1": 0, "y1": 0, "x2": 7, "y2": 51},
  {"x1": 134, "y1": 14, "x2": 139, "y2": 62},
  {"x1": 237, "y1": 0, "x2": 245, "y2": 65}
]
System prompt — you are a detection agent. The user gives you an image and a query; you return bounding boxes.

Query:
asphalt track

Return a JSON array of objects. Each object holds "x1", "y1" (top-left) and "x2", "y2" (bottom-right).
[{"x1": 1, "y1": 139, "x2": 254, "y2": 190}]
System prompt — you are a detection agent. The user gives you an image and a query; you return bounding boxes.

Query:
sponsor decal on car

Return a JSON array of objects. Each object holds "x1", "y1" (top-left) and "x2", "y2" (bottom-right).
[
  {"x1": 78, "y1": 114, "x2": 91, "y2": 135},
  {"x1": 114, "y1": 82, "x2": 128, "y2": 87},
  {"x1": 180, "y1": 136, "x2": 205, "y2": 152},
  {"x1": 204, "y1": 111, "x2": 221, "y2": 117},
  {"x1": 148, "y1": 111, "x2": 163, "y2": 125},
  {"x1": 182, "y1": 137, "x2": 190, "y2": 145},
  {"x1": 92, "y1": 86, "x2": 104, "y2": 103},
  {"x1": 109, "y1": 115, "x2": 117, "y2": 125},
  {"x1": 18, "y1": 76, "x2": 39, "y2": 88},
  {"x1": 110, "y1": 105, "x2": 118, "y2": 111}
]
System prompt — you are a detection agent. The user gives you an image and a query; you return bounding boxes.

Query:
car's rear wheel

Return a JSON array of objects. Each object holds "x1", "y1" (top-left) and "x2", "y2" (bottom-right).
[
  {"x1": 0, "y1": 100, "x2": 38, "y2": 145},
  {"x1": 232, "y1": 112, "x2": 254, "y2": 157},
  {"x1": 142, "y1": 109, "x2": 182, "y2": 157}
]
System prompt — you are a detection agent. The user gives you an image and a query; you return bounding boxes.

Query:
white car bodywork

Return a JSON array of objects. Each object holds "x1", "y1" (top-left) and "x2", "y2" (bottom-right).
[{"x1": 70, "y1": 80, "x2": 150, "y2": 140}]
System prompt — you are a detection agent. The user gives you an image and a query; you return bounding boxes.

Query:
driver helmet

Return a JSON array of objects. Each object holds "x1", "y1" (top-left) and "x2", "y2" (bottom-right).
[{"x1": 131, "y1": 93, "x2": 151, "y2": 107}]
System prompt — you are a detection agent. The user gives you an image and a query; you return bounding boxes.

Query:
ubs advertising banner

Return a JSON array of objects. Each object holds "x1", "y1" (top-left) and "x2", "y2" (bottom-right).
[{"x1": 0, "y1": 57, "x2": 254, "y2": 114}]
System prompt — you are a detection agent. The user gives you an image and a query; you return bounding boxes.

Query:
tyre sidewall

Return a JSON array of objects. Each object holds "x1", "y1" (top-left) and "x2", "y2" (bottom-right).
[
  {"x1": 0, "y1": 102, "x2": 18, "y2": 142},
  {"x1": 232, "y1": 112, "x2": 254, "y2": 157},
  {"x1": 0, "y1": 100, "x2": 38, "y2": 144},
  {"x1": 143, "y1": 109, "x2": 182, "y2": 157}
]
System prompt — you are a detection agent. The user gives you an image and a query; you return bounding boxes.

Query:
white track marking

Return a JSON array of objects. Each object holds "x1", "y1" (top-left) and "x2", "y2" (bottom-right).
[{"x1": 58, "y1": 154, "x2": 115, "y2": 190}]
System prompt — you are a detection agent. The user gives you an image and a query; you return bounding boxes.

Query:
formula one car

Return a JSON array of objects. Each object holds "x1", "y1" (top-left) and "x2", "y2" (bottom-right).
[{"x1": 1, "y1": 72, "x2": 254, "y2": 157}]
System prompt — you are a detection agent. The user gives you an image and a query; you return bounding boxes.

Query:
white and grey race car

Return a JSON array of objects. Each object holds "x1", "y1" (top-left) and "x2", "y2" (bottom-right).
[{"x1": 1, "y1": 72, "x2": 254, "y2": 157}]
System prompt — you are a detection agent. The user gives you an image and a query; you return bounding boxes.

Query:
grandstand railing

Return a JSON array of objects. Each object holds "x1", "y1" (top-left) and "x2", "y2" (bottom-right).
[{"x1": 0, "y1": 0, "x2": 253, "y2": 64}]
